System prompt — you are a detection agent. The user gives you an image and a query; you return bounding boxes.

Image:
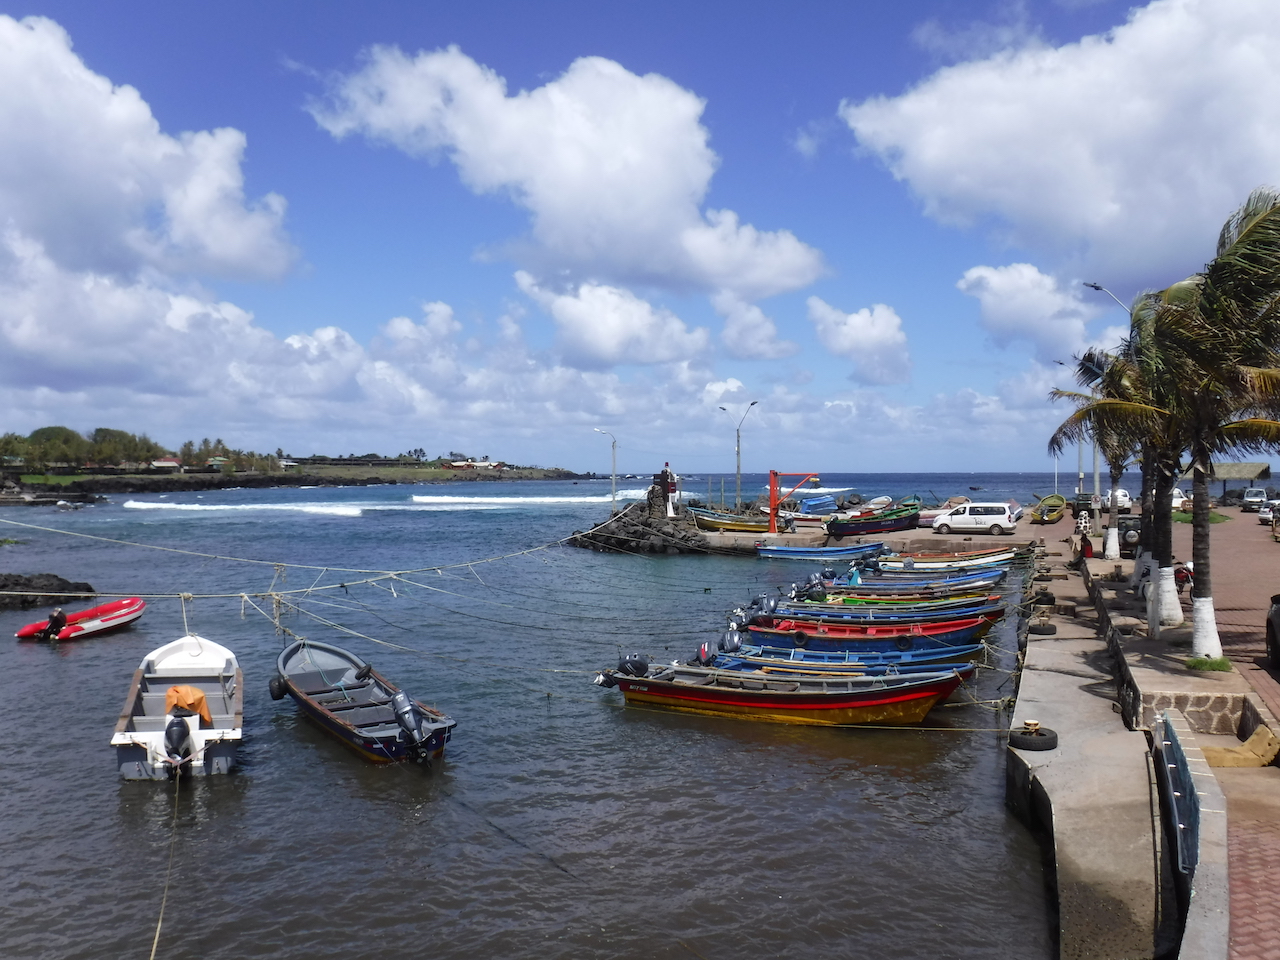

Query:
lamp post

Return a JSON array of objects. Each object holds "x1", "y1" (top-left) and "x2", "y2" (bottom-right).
[
  {"x1": 1083, "y1": 283, "x2": 1129, "y2": 544},
  {"x1": 718, "y1": 400, "x2": 758, "y2": 511},
  {"x1": 593, "y1": 428, "x2": 616, "y2": 512}
]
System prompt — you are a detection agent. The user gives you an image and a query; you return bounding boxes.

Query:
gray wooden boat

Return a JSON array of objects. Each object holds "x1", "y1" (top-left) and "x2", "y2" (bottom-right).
[{"x1": 270, "y1": 639, "x2": 456, "y2": 764}]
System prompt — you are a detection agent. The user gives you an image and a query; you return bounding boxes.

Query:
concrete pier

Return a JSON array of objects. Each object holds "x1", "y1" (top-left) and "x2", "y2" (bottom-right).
[{"x1": 1006, "y1": 547, "x2": 1175, "y2": 959}]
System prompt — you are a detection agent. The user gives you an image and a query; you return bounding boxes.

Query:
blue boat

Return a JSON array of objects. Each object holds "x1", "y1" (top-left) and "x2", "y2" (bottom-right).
[
  {"x1": 711, "y1": 643, "x2": 983, "y2": 677},
  {"x1": 757, "y1": 542, "x2": 884, "y2": 561},
  {"x1": 737, "y1": 641, "x2": 986, "y2": 667}
]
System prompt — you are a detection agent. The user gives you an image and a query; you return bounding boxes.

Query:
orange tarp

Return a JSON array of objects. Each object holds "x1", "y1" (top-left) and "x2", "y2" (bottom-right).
[{"x1": 165, "y1": 685, "x2": 212, "y2": 726}]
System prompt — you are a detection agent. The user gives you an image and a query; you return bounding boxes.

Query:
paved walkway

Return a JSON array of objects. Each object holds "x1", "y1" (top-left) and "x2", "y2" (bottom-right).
[{"x1": 1169, "y1": 509, "x2": 1280, "y2": 959}]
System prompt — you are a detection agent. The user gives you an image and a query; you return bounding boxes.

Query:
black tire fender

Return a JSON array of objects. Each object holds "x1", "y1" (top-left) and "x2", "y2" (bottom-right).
[
  {"x1": 269, "y1": 676, "x2": 287, "y2": 701},
  {"x1": 894, "y1": 636, "x2": 912, "y2": 652},
  {"x1": 792, "y1": 630, "x2": 809, "y2": 648},
  {"x1": 1028, "y1": 623, "x2": 1057, "y2": 636},
  {"x1": 355, "y1": 664, "x2": 373, "y2": 681},
  {"x1": 1009, "y1": 727, "x2": 1058, "y2": 751}
]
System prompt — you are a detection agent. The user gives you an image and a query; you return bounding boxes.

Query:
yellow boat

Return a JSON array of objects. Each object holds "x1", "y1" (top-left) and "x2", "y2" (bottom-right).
[{"x1": 1029, "y1": 494, "x2": 1067, "y2": 524}]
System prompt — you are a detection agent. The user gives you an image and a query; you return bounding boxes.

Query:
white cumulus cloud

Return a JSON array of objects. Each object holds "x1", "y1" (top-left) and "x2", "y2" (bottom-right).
[
  {"x1": 956, "y1": 263, "x2": 1098, "y2": 362},
  {"x1": 312, "y1": 45, "x2": 822, "y2": 300},
  {"x1": 712, "y1": 291, "x2": 797, "y2": 360},
  {"x1": 515, "y1": 271, "x2": 709, "y2": 368},
  {"x1": 806, "y1": 297, "x2": 911, "y2": 385},
  {"x1": 0, "y1": 15, "x2": 294, "y2": 280},
  {"x1": 842, "y1": 0, "x2": 1280, "y2": 290}
]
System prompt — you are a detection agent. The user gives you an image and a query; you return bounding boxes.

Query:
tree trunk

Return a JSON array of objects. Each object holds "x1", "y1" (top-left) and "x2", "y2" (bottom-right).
[
  {"x1": 1103, "y1": 461, "x2": 1124, "y2": 560},
  {"x1": 1147, "y1": 468, "x2": 1184, "y2": 634},
  {"x1": 1190, "y1": 466, "x2": 1223, "y2": 657}
]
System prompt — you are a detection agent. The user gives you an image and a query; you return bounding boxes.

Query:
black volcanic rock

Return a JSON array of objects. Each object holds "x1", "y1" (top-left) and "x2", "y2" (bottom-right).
[{"x1": 0, "y1": 573, "x2": 95, "y2": 609}]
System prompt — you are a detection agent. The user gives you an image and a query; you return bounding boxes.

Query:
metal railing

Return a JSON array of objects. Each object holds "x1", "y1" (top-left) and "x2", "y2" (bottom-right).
[{"x1": 1152, "y1": 710, "x2": 1199, "y2": 875}]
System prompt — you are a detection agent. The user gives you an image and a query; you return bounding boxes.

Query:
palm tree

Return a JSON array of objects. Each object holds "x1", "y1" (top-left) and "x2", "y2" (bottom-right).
[{"x1": 1064, "y1": 188, "x2": 1280, "y2": 655}]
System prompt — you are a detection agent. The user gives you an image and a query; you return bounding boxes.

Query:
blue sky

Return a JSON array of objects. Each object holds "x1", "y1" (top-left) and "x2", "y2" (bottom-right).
[{"x1": 1, "y1": 0, "x2": 1276, "y2": 473}]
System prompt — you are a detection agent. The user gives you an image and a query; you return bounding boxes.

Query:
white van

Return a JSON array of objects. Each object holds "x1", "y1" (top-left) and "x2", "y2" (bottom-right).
[
  {"x1": 1243, "y1": 488, "x2": 1268, "y2": 512},
  {"x1": 932, "y1": 502, "x2": 1019, "y2": 536}
]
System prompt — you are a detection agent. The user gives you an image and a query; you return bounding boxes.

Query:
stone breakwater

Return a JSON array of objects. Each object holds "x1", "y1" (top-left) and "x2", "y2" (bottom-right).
[
  {"x1": 0, "y1": 573, "x2": 95, "y2": 609},
  {"x1": 568, "y1": 500, "x2": 712, "y2": 554}
]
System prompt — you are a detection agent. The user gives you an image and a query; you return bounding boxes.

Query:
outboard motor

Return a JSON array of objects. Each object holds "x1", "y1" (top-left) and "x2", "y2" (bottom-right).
[
  {"x1": 618, "y1": 653, "x2": 649, "y2": 677},
  {"x1": 820, "y1": 568, "x2": 836, "y2": 581},
  {"x1": 163, "y1": 710, "x2": 194, "y2": 772},
  {"x1": 807, "y1": 572, "x2": 822, "y2": 585},
  {"x1": 720, "y1": 629, "x2": 742, "y2": 654},
  {"x1": 695, "y1": 640, "x2": 717, "y2": 665},
  {"x1": 392, "y1": 691, "x2": 425, "y2": 744},
  {"x1": 759, "y1": 596, "x2": 778, "y2": 615}
]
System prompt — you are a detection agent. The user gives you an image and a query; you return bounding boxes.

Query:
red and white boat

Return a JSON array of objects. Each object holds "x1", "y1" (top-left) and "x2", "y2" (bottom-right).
[{"x1": 15, "y1": 597, "x2": 147, "y2": 642}]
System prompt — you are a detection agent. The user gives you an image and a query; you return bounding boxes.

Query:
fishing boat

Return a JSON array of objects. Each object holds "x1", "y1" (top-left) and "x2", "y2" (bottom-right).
[
  {"x1": 110, "y1": 635, "x2": 243, "y2": 780},
  {"x1": 757, "y1": 542, "x2": 884, "y2": 562},
  {"x1": 271, "y1": 639, "x2": 456, "y2": 764},
  {"x1": 865, "y1": 548, "x2": 1027, "y2": 572},
  {"x1": 593, "y1": 655, "x2": 965, "y2": 726},
  {"x1": 16, "y1": 597, "x2": 146, "y2": 642},
  {"x1": 829, "y1": 567, "x2": 1008, "y2": 591},
  {"x1": 688, "y1": 507, "x2": 772, "y2": 533},
  {"x1": 825, "y1": 502, "x2": 920, "y2": 537},
  {"x1": 918, "y1": 496, "x2": 971, "y2": 523},
  {"x1": 742, "y1": 615, "x2": 996, "y2": 652},
  {"x1": 728, "y1": 641, "x2": 987, "y2": 671},
  {"x1": 1029, "y1": 494, "x2": 1068, "y2": 524},
  {"x1": 754, "y1": 596, "x2": 1005, "y2": 626}
]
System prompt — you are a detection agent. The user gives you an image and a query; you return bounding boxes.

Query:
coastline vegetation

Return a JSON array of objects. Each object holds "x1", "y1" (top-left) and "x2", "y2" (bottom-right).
[{"x1": 1, "y1": 428, "x2": 575, "y2": 484}]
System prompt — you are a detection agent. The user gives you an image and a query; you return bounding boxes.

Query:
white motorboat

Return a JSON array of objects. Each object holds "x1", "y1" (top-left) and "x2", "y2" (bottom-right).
[{"x1": 110, "y1": 635, "x2": 243, "y2": 780}]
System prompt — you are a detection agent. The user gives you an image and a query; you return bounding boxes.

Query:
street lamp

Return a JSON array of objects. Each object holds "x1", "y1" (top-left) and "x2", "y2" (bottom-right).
[
  {"x1": 1083, "y1": 282, "x2": 1128, "y2": 312},
  {"x1": 718, "y1": 400, "x2": 759, "y2": 511},
  {"x1": 594, "y1": 428, "x2": 617, "y2": 512}
]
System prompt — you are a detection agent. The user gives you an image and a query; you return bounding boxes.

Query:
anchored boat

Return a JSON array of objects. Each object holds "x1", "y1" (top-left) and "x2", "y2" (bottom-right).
[
  {"x1": 16, "y1": 597, "x2": 146, "y2": 642},
  {"x1": 271, "y1": 639, "x2": 456, "y2": 764},
  {"x1": 110, "y1": 635, "x2": 243, "y2": 780},
  {"x1": 594, "y1": 654, "x2": 964, "y2": 726}
]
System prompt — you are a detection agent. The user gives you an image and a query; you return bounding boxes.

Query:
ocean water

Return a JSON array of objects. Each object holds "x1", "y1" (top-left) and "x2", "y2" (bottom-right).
[{"x1": 0, "y1": 475, "x2": 1054, "y2": 960}]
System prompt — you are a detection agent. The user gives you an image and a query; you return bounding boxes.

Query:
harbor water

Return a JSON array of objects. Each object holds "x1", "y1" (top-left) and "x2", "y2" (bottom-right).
[{"x1": 0, "y1": 474, "x2": 1068, "y2": 959}]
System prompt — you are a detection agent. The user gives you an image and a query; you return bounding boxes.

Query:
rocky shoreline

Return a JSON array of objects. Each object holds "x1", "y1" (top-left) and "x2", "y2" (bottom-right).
[
  {"x1": 569, "y1": 499, "x2": 712, "y2": 554},
  {"x1": 0, "y1": 573, "x2": 95, "y2": 609}
]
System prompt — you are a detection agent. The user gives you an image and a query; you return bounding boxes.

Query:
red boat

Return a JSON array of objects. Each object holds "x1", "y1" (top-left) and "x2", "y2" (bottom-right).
[
  {"x1": 15, "y1": 597, "x2": 147, "y2": 642},
  {"x1": 594, "y1": 659, "x2": 965, "y2": 726}
]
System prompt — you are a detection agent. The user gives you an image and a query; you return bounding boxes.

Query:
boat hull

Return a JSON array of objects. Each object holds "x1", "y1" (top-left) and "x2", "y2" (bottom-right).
[
  {"x1": 604, "y1": 668, "x2": 962, "y2": 726},
  {"x1": 826, "y1": 511, "x2": 920, "y2": 537},
  {"x1": 16, "y1": 597, "x2": 146, "y2": 641},
  {"x1": 757, "y1": 542, "x2": 884, "y2": 561},
  {"x1": 276, "y1": 639, "x2": 456, "y2": 765}
]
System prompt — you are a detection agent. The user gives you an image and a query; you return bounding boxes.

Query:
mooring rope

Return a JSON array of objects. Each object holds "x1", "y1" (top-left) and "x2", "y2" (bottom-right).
[{"x1": 148, "y1": 774, "x2": 182, "y2": 960}]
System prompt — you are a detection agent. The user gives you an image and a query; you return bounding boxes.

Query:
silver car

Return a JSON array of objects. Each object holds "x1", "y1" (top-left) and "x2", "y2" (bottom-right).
[{"x1": 1259, "y1": 500, "x2": 1280, "y2": 525}]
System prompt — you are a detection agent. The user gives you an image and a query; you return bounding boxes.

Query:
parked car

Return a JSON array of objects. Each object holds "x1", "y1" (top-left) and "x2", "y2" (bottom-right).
[
  {"x1": 1259, "y1": 501, "x2": 1280, "y2": 525},
  {"x1": 1242, "y1": 487, "x2": 1269, "y2": 512},
  {"x1": 1070, "y1": 492, "x2": 1100, "y2": 516},
  {"x1": 1115, "y1": 515, "x2": 1142, "y2": 558},
  {"x1": 1267, "y1": 595, "x2": 1280, "y2": 665},
  {"x1": 931, "y1": 502, "x2": 1019, "y2": 536},
  {"x1": 1170, "y1": 488, "x2": 1190, "y2": 512},
  {"x1": 1103, "y1": 489, "x2": 1132, "y2": 512}
]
